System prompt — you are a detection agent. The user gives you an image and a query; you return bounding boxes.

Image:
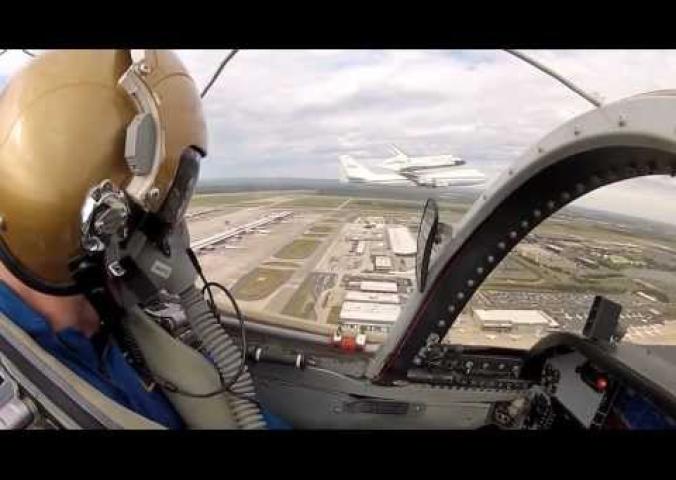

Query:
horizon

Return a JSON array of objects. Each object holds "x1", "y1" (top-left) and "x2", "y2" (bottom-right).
[
  {"x1": 193, "y1": 176, "x2": 676, "y2": 230},
  {"x1": 1, "y1": 50, "x2": 676, "y2": 226}
]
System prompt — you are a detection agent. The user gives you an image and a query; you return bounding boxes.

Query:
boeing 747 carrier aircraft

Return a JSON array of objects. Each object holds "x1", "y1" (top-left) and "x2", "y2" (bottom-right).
[{"x1": 339, "y1": 145, "x2": 487, "y2": 188}]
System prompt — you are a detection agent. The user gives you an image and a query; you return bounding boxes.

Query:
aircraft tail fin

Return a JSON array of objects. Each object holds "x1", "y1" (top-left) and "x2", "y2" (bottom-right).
[
  {"x1": 385, "y1": 144, "x2": 410, "y2": 168},
  {"x1": 390, "y1": 144, "x2": 407, "y2": 158}
]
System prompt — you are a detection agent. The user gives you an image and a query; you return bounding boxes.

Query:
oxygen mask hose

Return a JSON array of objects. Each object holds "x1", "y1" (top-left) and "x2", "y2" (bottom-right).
[
  {"x1": 178, "y1": 286, "x2": 266, "y2": 429},
  {"x1": 182, "y1": 248, "x2": 266, "y2": 429}
]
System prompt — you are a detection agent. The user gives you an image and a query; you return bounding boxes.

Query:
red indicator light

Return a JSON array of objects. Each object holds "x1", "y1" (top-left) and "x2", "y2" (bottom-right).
[
  {"x1": 340, "y1": 336, "x2": 356, "y2": 352},
  {"x1": 596, "y1": 377, "x2": 608, "y2": 391}
]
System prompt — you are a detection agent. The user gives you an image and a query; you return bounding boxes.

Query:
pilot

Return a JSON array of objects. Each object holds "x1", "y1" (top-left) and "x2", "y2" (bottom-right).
[{"x1": 0, "y1": 50, "x2": 210, "y2": 429}]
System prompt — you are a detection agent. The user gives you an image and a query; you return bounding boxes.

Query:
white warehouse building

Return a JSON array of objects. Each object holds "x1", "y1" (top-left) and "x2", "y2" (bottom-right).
[
  {"x1": 387, "y1": 226, "x2": 417, "y2": 256},
  {"x1": 345, "y1": 291, "x2": 400, "y2": 304},
  {"x1": 374, "y1": 255, "x2": 393, "y2": 272},
  {"x1": 339, "y1": 301, "x2": 401, "y2": 333},
  {"x1": 472, "y1": 309, "x2": 559, "y2": 333},
  {"x1": 358, "y1": 281, "x2": 399, "y2": 293}
]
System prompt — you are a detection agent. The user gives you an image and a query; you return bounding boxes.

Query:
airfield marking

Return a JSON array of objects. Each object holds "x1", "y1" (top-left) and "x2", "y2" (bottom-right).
[{"x1": 335, "y1": 198, "x2": 352, "y2": 210}]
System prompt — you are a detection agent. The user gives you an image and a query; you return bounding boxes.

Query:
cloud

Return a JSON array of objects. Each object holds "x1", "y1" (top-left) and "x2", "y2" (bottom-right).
[
  {"x1": 175, "y1": 49, "x2": 676, "y2": 223},
  {"x1": 0, "y1": 50, "x2": 32, "y2": 78},
  {"x1": 573, "y1": 176, "x2": 676, "y2": 225},
  {"x1": 1, "y1": 49, "x2": 676, "y2": 223},
  {"x1": 175, "y1": 49, "x2": 673, "y2": 179}
]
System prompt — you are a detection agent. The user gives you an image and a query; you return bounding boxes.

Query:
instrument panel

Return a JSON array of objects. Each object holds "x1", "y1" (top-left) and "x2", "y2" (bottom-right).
[
  {"x1": 605, "y1": 386, "x2": 676, "y2": 430},
  {"x1": 525, "y1": 333, "x2": 676, "y2": 430},
  {"x1": 407, "y1": 344, "x2": 530, "y2": 391}
]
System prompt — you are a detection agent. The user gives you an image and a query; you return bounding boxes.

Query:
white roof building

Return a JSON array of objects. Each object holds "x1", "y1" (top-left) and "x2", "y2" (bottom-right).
[
  {"x1": 339, "y1": 301, "x2": 401, "y2": 325},
  {"x1": 387, "y1": 226, "x2": 417, "y2": 256},
  {"x1": 359, "y1": 281, "x2": 399, "y2": 293},
  {"x1": 472, "y1": 309, "x2": 559, "y2": 330},
  {"x1": 345, "y1": 291, "x2": 400, "y2": 304},
  {"x1": 374, "y1": 255, "x2": 393, "y2": 271}
]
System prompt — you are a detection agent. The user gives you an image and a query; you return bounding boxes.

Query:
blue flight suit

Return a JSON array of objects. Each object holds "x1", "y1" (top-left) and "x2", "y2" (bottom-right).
[
  {"x1": 0, "y1": 281, "x2": 289, "y2": 429},
  {"x1": 0, "y1": 281, "x2": 183, "y2": 429}
]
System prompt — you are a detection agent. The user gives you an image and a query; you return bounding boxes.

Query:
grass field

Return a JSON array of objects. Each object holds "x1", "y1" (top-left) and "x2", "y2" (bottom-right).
[
  {"x1": 274, "y1": 239, "x2": 321, "y2": 260},
  {"x1": 231, "y1": 268, "x2": 294, "y2": 301},
  {"x1": 282, "y1": 276, "x2": 317, "y2": 320},
  {"x1": 535, "y1": 220, "x2": 676, "y2": 253},
  {"x1": 490, "y1": 257, "x2": 542, "y2": 283},
  {"x1": 326, "y1": 306, "x2": 341, "y2": 325},
  {"x1": 439, "y1": 203, "x2": 472, "y2": 214},
  {"x1": 262, "y1": 261, "x2": 301, "y2": 269},
  {"x1": 275, "y1": 195, "x2": 348, "y2": 208},
  {"x1": 303, "y1": 233, "x2": 329, "y2": 238},
  {"x1": 190, "y1": 193, "x2": 278, "y2": 208},
  {"x1": 309, "y1": 225, "x2": 334, "y2": 233},
  {"x1": 328, "y1": 211, "x2": 352, "y2": 218},
  {"x1": 346, "y1": 198, "x2": 421, "y2": 211},
  {"x1": 485, "y1": 253, "x2": 631, "y2": 294},
  {"x1": 483, "y1": 277, "x2": 629, "y2": 295}
]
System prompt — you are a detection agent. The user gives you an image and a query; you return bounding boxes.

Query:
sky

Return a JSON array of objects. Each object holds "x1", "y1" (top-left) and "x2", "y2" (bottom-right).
[{"x1": 1, "y1": 49, "x2": 676, "y2": 223}]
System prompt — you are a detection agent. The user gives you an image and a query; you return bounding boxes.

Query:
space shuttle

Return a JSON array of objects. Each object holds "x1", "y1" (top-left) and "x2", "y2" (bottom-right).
[
  {"x1": 339, "y1": 145, "x2": 487, "y2": 188},
  {"x1": 381, "y1": 145, "x2": 465, "y2": 170}
]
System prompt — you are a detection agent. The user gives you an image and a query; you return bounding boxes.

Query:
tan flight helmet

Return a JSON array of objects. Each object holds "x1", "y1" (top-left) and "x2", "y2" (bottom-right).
[{"x1": 0, "y1": 50, "x2": 207, "y2": 294}]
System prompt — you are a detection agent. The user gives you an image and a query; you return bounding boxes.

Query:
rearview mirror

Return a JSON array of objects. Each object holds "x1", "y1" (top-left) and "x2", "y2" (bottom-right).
[{"x1": 416, "y1": 198, "x2": 439, "y2": 292}]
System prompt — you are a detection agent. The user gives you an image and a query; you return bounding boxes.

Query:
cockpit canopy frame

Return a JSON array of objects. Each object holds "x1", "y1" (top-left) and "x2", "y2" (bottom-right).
[{"x1": 368, "y1": 90, "x2": 676, "y2": 380}]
